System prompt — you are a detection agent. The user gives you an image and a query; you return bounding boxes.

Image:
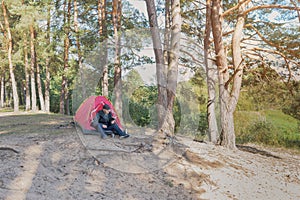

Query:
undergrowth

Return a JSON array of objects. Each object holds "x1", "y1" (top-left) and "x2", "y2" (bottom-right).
[{"x1": 235, "y1": 110, "x2": 300, "y2": 150}]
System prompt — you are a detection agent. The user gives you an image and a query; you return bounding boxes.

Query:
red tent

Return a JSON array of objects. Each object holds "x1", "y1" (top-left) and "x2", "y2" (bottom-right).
[{"x1": 74, "y1": 96, "x2": 122, "y2": 134}]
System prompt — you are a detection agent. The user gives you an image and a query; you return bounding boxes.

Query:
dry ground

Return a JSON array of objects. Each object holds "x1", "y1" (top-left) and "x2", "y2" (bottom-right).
[{"x1": 0, "y1": 112, "x2": 299, "y2": 200}]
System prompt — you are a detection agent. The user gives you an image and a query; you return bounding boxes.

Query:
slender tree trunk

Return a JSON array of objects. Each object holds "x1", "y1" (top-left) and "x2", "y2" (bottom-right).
[
  {"x1": 45, "y1": 60, "x2": 50, "y2": 112},
  {"x1": 60, "y1": 0, "x2": 71, "y2": 115},
  {"x1": 145, "y1": 0, "x2": 167, "y2": 130},
  {"x1": 74, "y1": 0, "x2": 87, "y2": 100},
  {"x1": 162, "y1": 0, "x2": 170, "y2": 128},
  {"x1": 98, "y1": 0, "x2": 108, "y2": 97},
  {"x1": 23, "y1": 32, "x2": 31, "y2": 111},
  {"x1": 19, "y1": 82, "x2": 24, "y2": 106},
  {"x1": 32, "y1": 25, "x2": 45, "y2": 112},
  {"x1": 164, "y1": 0, "x2": 171, "y2": 65},
  {"x1": 2, "y1": 0, "x2": 19, "y2": 112},
  {"x1": 36, "y1": 59, "x2": 45, "y2": 111},
  {"x1": 113, "y1": 0, "x2": 122, "y2": 119},
  {"x1": 0, "y1": 21, "x2": 4, "y2": 109},
  {"x1": 30, "y1": 25, "x2": 37, "y2": 112},
  {"x1": 0, "y1": 75, "x2": 4, "y2": 108},
  {"x1": 45, "y1": 5, "x2": 51, "y2": 113},
  {"x1": 160, "y1": 0, "x2": 181, "y2": 136},
  {"x1": 204, "y1": 0, "x2": 218, "y2": 144}
]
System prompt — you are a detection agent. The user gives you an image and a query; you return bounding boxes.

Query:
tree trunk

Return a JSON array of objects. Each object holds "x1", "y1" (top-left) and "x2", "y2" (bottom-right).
[
  {"x1": 74, "y1": 0, "x2": 87, "y2": 100},
  {"x1": 45, "y1": 59, "x2": 50, "y2": 112},
  {"x1": 220, "y1": 0, "x2": 247, "y2": 148},
  {"x1": 44, "y1": 5, "x2": 51, "y2": 113},
  {"x1": 161, "y1": 0, "x2": 170, "y2": 128},
  {"x1": 145, "y1": 0, "x2": 167, "y2": 130},
  {"x1": 0, "y1": 75, "x2": 4, "y2": 108},
  {"x1": 211, "y1": 0, "x2": 248, "y2": 149},
  {"x1": 23, "y1": 32, "x2": 31, "y2": 111},
  {"x1": 32, "y1": 26, "x2": 45, "y2": 112},
  {"x1": 230, "y1": 0, "x2": 246, "y2": 112},
  {"x1": 211, "y1": 0, "x2": 232, "y2": 148},
  {"x1": 30, "y1": 25, "x2": 37, "y2": 112},
  {"x1": 36, "y1": 59, "x2": 45, "y2": 111},
  {"x1": 160, "y1": 0, "x2": 181, "y2": 136},
  {"x1": 113, "y1": 0, "x2": 122, "y2": 119},
  {"x1": 2, "y1": 0, "x2": 19, "y2": 112},
  {"x1": 98, "y1": 0, "x2": 109, "y2": 97},
  {"x1": 204, "y1": 0, "x2": 218, "y2": 144},
  {"x1": 60, "y1": 0, "x2": 71, "y2": 115}
]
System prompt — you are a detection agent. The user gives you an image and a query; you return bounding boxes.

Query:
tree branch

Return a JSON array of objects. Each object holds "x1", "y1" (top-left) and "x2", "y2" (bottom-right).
[
  {"x1": 245, "y1": 24, "x2": 299, "y2": 58},
  {"x1": 244, "y1": 5, "x2": 300, "y2": 16},
  {"x1": 180, "y1": 48, "x2": 203, "y2": 65},
  {"x1": 290, "y1": 0, "x2": 300, "y2": 22},
  {"x1": 222, "y1": 0, "x2": 251, "y2": 17},
  {"x1": 223, "y1": 3, "x2": 300, "y2": 17},
  {"x1": 0, "y1": 147, "x2": 19, "y2": 153},
  {"x1": 251, "y1": 47, "x2": 298, "y2": 82}
]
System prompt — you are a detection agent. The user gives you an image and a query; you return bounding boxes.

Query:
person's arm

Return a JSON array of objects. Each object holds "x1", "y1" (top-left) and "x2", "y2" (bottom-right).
[{"x1": 108, "y1": 112, "x2": 116, "y2": 124}]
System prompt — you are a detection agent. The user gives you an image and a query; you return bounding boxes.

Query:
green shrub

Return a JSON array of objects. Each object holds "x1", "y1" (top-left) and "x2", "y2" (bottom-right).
[
  {"x1": 236, "y1": 110, "x2": 300, "y2": 149},
  {"x1": 237, "y1": 120, "x2": 279, "y2": 146}
]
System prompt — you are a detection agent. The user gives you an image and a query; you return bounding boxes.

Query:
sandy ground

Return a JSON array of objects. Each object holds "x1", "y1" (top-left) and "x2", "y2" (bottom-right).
[{"x1": 0, "y1": 112, "x2": 299, "y2": 200}]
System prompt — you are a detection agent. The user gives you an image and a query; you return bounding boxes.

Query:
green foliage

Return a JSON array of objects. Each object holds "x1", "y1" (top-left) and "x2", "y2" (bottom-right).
[
  {"x1": 240, "y1": 65, "x2": 295, "y2": 111},
  {"x1": 123, "y1": 69, "x2": 208, "y2": 135},
  {"x1": 129, "y1": 100, "x2": 151, "y2": 127},
  {"x1": 128, "y1": 86, "x2": 157, "y2": 127},
  {"x1": 282, "y1": 82, "x2": 300, "y2": 120}
]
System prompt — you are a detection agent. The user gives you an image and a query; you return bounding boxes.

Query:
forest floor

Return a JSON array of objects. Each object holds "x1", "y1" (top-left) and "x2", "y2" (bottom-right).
[{"x1": 0, "y1": 112, "x2": 299, "y2": 200}]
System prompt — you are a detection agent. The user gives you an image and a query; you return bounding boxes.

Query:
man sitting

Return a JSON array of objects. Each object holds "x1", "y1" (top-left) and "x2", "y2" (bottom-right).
[{"x1": 91, "y1": 104, "x2": 129, "y2": 139}]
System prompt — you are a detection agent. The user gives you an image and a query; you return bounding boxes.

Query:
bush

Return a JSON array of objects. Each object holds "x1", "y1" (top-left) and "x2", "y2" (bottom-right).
[
  {"x1": 237, "y1": 119, "x2": 279, "y2": 146},
  {"x1": 129, "y1": 101, "x2": 151, "y2": 127}
]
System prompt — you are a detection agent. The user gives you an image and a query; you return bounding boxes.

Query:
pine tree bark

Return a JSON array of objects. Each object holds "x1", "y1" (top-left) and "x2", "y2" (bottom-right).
[
  {"x1": 0, "y1": 75, "x2": 4, "y2": 108},
  {"x1": 160, "y1": 0, "x2": 181, "y2": 136},
  {"x1": 2, "y1": 0, "x2": 19, "y2": 112},
  {"x1": 44, "y1": 5, "x2": 51, "y2": 113},
  {"x1": 36, "y1": 58, "x2": 45, "y2": 111},
  {"x1": 113, "y1": 0, "x2": 122, "y2": 119},
  {"x1": 30, "y1": 25, "x2": 37, "y2": 112},
  {"x1": 211, "y1": 0, "x2": 231, "y2": 148},
  {"x1": 74, "y1": 0, "x2": 87, "y2": 99},
  {"x1": 211, "y1": 0, "x2": 248, "y2": 149},
  {"x1": 60, "y1": 0, "x2": 71, "y2": 115},
  {"x1": 98, "y1": 0, "x2": 108, "y2": 97},
  {"x1": 33, "y1": 26, "x2": 45, "y2": 112},
  {"x1": 204, "y1": 0, "x2": 218, "y2": 144},
  {"x1": 145, "y1": 0, "x2": 167, "y2": 130},
  {"x1": 23, "y1": 32, "x2": 31, "y2": 111}
]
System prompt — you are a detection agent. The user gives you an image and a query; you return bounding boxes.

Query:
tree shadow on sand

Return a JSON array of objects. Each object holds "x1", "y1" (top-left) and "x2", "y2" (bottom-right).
[{"x1": 237, "y1": 145, "x2": 281, "y2": 159}]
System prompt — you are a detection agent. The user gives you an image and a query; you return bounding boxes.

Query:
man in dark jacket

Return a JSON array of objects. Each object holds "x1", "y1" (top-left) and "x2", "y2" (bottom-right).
[{"x1": 91, "y1": 104, "x2": 129, "y2": 139}]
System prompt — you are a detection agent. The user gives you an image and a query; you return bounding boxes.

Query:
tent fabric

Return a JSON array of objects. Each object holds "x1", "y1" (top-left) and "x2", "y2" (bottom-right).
[{"x1": 74, "y1": 96, "x2": 122, "y2": 134}]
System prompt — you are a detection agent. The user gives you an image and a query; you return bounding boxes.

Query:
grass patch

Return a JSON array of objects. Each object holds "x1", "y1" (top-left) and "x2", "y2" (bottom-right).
[
  {"x1": 0, "y1": 107, "x2": 14, "y2": 113},
  {"x1": 0, "y1": 113, "x2": 74, "y2": 136},
  {"x1": 235, "y1": 110, "x2": 300, "y2": 150}
]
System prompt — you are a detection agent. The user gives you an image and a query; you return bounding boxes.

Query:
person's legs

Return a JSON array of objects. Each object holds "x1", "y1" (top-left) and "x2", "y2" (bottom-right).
[
  {"x1": 105, "y1": 124, "x2": 127, "y2": 137},
  {"x1": 95, "y1": 124, "x2": 108, "y2": 139}
]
